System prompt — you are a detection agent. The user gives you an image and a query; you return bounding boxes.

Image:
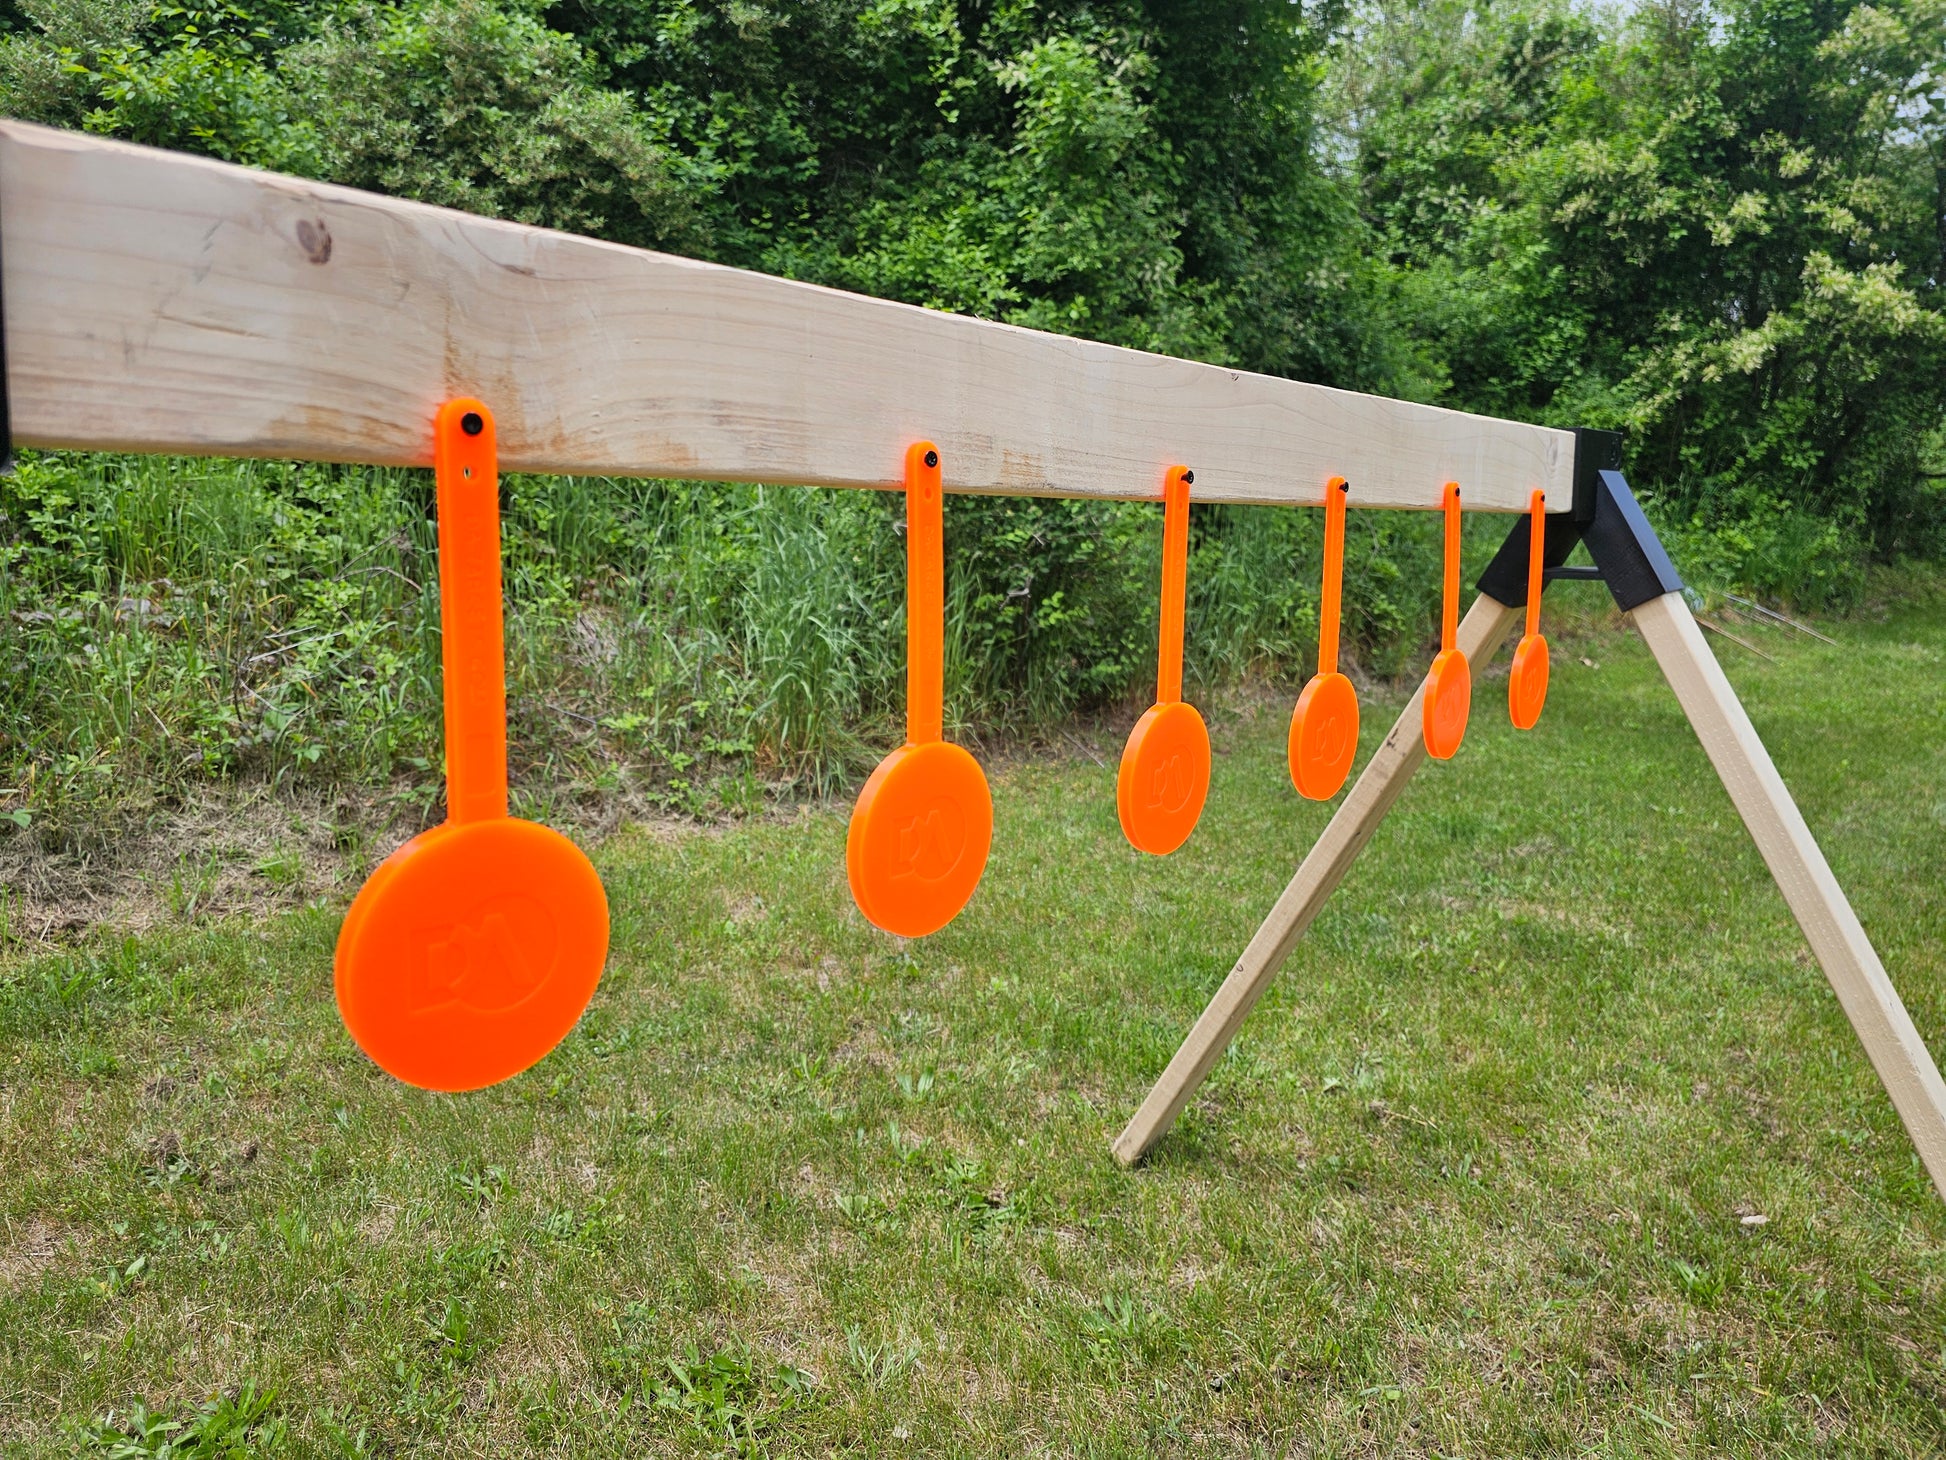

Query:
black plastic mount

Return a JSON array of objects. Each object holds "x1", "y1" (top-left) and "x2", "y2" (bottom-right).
[{"x1": 1475, "y1": 427, "x2": 1682, "y2": 613}]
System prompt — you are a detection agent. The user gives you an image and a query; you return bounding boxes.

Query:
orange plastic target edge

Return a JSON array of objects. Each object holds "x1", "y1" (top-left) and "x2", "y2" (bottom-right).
[{"x1": 1508, "y1": 488, "x2": 1551, "y2": 731}]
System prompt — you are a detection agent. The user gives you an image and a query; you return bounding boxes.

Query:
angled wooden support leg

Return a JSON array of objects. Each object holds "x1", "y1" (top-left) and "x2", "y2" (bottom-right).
[
  {"x1": 1112, "y1": 592, "x2": 1524, "y2": 1166},
  {"x1": 1631, "y1": 592, "x2": 1946, "y2": 1199}
]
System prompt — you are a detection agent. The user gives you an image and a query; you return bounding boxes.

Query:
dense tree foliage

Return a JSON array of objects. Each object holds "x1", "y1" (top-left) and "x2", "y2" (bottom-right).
[
  {"x1": 1345, "y1": 0, "x2": 1946, "y2": 595},
  {"x1": 2, "y1": 0, "x2": 1943, "y2": 604}
]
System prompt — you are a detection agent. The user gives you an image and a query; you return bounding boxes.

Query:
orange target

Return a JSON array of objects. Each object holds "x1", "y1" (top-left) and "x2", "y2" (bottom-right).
[
  {"x1": 1509, "y1": 489, "x2": 1551, "y2": 730},
  {"x1": 334, "y1": 401, "x2": 609, "y2": 1092},
  {"x1": 1119, "y1": 465, "x2": 1210, "y2": 855},
  {"x1": 847, "y1": 443, "x2": 993, "y2": 937},
  {"x1": 1289, "y1": 477, "x2": 1359, "y2": 800},
  {"x1": 1422, "y1": 480, "x2": 1471, "y2": 759}
]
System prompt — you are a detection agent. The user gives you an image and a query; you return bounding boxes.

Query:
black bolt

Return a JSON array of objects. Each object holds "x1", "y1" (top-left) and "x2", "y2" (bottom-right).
[
  {"x1": 1338, "y1": 479, "x2": 1349, "y2": 493},
  {"x1": 1182, "y1": 469, "x2": 1194, "y2": 485},
  {"x1": 461, "y1": 411, "x2": 484, "y2": 436},
  {"x1": 924, "y1": 449, "x2": 938, "y2": 469}
]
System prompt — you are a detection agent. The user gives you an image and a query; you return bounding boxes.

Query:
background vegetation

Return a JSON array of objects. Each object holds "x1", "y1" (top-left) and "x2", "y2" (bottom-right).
[{"x1": 0, "y1": 0, "x2": 1943, "y2": 830}]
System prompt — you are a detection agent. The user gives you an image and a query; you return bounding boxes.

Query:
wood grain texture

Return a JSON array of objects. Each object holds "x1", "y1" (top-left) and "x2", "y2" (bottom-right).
[
  {"x1": 1631, "y1": 592, "x2": 1946, "y2": 1199},
  {"x1": 1113, "y1": 593, "x2": 1524, "y2": 1165},
  {"x1": 0, "y1": 122, "x2": 1573, "y2": 510}
]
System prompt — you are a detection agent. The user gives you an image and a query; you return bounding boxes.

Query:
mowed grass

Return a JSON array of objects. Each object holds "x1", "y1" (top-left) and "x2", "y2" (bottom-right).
[{"x1": 3, "y1": 585, "x2": 1945, "y2": 1457}]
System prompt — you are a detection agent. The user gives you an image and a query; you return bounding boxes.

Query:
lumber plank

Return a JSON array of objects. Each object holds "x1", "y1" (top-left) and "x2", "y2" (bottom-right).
[
  {"x1": 1631, "y1": 591, "x2": 1946, "y2": 1199},
  {"x1": 1112, "y1": 592, "x2": 1524, "y2": 1165},
  {"x1": 0, "y1": 121, "x2": 1572, "y2": 510}
]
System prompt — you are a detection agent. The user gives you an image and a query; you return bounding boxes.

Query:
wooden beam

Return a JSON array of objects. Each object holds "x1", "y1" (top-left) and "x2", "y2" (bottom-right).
[
  {"x1": 1113, "y1": 592, "x2": 1524, "y2": 1165},
  {"x1": 1630, "y1": 591, "x2": 1946, "y2": 1198},
  {"x1": 0, "y1": 121, "x2": 1572, "y2": 511}
]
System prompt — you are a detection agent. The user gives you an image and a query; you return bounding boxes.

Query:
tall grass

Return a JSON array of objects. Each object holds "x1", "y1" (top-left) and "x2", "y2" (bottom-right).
[{"x1": 0, "y1": 451, "x2": 1557, "y2": 842}]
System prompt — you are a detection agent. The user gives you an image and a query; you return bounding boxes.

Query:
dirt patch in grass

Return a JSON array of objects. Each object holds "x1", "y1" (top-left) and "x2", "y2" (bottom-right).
[
  {"x1": 0, "y1": 1217, "x2": 70, "y2": 1295},
  {"x1": 0, "y1": 785, "x2": 378, "y2": 943},
  {"x1": 0, "y1": 657, "x2": 1425, "y2": 947},
  {"x1": 0, "y1": 781, "x2": 730, "y2": 949}
]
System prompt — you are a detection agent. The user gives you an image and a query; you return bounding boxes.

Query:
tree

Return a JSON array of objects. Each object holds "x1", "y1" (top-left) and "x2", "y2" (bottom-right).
[{"x1": 1348, "y1": 0, "x2": 1946, "y2": 595}]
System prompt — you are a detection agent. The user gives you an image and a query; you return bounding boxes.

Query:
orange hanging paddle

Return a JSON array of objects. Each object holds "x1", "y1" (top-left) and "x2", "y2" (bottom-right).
[
  {"x1": 1118, "y1": 465, "x2": 1210, "y2": 855},
  {"x1": 1421, "y1": 480, "x2": 1471, "y2": 760},
  {"x1": 334, "y1": 400, "x2": 610, "y2": 1092},
  {"x1": 1508, "y1": 489, "x2": 1550, "y2": 730},
  {"x1": 1288, "y1": 477, "x2": 1359, "y2": 800},
  {"x1": 847, "y1": 443, "x2": 993, "y2": 937}
]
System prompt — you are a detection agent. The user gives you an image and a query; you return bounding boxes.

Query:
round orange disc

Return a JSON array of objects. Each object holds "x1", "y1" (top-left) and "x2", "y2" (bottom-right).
[
  {"x1": 1117, "y1": 701, "x2": 1211, "y2": 856},
  {"x1": 335, "y1": 818, "x2": 610, "y2": 1092},
  {"x1": 1288, "y1": 670, "x2": 1359, "y2": 801},
  {"x1": 1509, "y1": 633, "x2": 1549, "y2": 730},
  {"x1": 847, "y1": 740, "x2": 992, "y2": 938},
  {"x1": 1422, "y1": 648, "x2": 1471, "y2": 761}
]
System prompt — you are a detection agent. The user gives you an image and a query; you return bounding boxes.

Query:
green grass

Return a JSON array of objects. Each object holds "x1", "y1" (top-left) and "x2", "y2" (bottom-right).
[{"x1": 3, "y1": 581, "x2": 1945, "y2": 1456}]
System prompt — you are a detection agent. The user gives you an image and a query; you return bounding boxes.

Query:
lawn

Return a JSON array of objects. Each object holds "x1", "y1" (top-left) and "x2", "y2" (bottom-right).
[{"x1": 3, "y1": 583, "x2": 1944, "y2": 1457}]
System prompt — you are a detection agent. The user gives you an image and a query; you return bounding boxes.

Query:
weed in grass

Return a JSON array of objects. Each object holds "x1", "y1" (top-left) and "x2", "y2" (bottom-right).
[
  {"x1": 271, "y1": 1210, "x2": 312, "y2": 1256},
  {"x1": 1671, "y1": 1258, "x2": 1728, "y2": 1307},
  {"x1": 164, "y1": 853, "x2": 223, "y2": 921},
  {"x1": 1077, "y1": 1294, "x2": 1177, "y2": 1368},
  {"x1": 251, "y1": 846, "x2": 304, "y2": 889},
  {"x1": 450, "y1": 1164, "x2": 507, "y2": 1207},
  {"x1": 895, "y1": 1067, "x2": 935, "y2": 1102},
  {"x1": 80, "y1": 1383, "x2": 287, "y2": 1458},
  {"x1": 91, "y1": 1251, "x2": 149, "y2": 1300},
  {"x1": 939, "y1": 1157, "x2": 1024, "y2": 1238},
  {"x1": 650, "y1": 1339, "x2": 815, "y2": 1453},
  {"x1": 886, "y1": 1119, "x2": 930, "y2": 1164},
  {"x1": 843, "y1": 1324, "x2": 921, "y2": 1390},
  {"x1": 425, "y1": 1298, "x2": 486, "y2": 1367},
  {"x1": 833, "y1": 1191, "x2": 875, "y2": 1226},
  {"x1": 311, "y1": 1407, "x2": 379, "y2": 1458}
]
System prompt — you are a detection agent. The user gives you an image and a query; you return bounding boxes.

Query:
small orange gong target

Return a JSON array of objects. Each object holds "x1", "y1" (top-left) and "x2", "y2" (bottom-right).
[
  {"x1": 1288, "y1": 477, "x2": 1359, "y2": 800},
  {"x1": 1421, "y1": 480, "x2": 1471, "y2": 760},
  {"x1": 334, "y1": 401, "x2": 609, "y2": 1092},
  {"x1": 847, "y1": 443, "x2": 993, "y2": 937},
  {"x1": 1118, "y1": 465, "x2": 1210, "y2": 856},
  {"x1": 1508, "y1": 489, "x2": 1551, "y2": 731}
]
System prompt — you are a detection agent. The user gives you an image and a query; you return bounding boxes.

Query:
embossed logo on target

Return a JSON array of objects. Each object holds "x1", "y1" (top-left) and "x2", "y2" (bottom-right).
[{"x1": 415, "y1": 895, "x2": 559, "y2": 1013}]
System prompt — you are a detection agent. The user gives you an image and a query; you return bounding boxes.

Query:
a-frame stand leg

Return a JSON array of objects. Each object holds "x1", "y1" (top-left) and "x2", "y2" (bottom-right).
[
  {"x1": 1632, "y1": 591, "x2": 1946, "y2": 1194},
  {"x1": 1111, "y1": 591, "x2": 1524, "y2": 1166}
]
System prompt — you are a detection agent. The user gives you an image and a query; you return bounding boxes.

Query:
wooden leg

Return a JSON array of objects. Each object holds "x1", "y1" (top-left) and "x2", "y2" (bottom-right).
[
  {"x1": 1111, "y1": 592, "x2": 1524, "y2": 1166},
  {"x1": 1631, "y1": 591, "x2": 1946, "y2": 1198}
]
